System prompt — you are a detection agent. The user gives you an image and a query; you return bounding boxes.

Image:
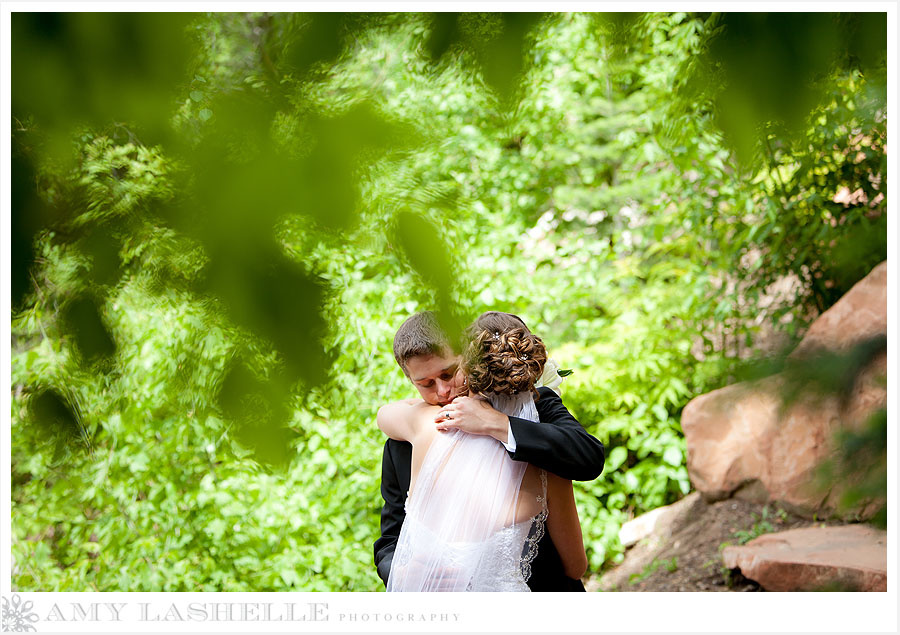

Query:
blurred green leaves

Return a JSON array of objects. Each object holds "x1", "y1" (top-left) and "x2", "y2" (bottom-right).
[
  {"x1": 827, "y1": 409, "x2": 887, "y2": 529},
  {"x1": 13, "y1": 12, "x2": 421, "y2": 470},
  {"x1": 281, "y1": 12, "x2": 350, "y2": 77},
  {"x1": 780, "y1": 335, "x2": 887, "y2": 411},
  {"x1": 61, "y1": 295, "x2": 116, "y2": 365},
  {"x1": 465, "y1": 13, "x2": 545, "y2": 103},
  {"x1": 422, "y1": 13, "x2": 546, "y2": 102},
  {"x1": 392, "y1": 211, "x2": 453, "y2": 292},
  {"x1": 174, "y1": 99, "x2": 415, "y2": 394},
  {"x1": 11, "y1": 129, "x2": 53, "y2": 308},
  {"x1": 12, "y1": 13, "x2": 195, "y2": 147},
  {"x1": 218, "y1": 362, "x2": 296, "y2": 470},
  {"x1": 391, "y1": 210, "x2": 466, "y2": 347},
  {"x1": 28, "y1": 387, "x2": 90, "y2": 461},
  {"x1": 687, "y1": 12, "x2": 887, "y2": 163}
]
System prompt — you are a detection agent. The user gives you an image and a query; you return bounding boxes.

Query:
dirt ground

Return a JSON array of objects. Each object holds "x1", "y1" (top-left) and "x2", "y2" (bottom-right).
[{"x1": 584, "y1": 492, "x2": 838, "y2": 592}]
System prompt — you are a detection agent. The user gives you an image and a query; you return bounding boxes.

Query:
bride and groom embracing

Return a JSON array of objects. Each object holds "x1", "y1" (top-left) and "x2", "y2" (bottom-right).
[{"x1": 374, "y1": 311, "x2": 606, "y2": 592}]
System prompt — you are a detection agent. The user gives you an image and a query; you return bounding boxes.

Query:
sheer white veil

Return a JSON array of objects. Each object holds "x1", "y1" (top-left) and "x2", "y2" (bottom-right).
[{"x1": 386, "y1": 391, "x2": 541, "y2": 592}]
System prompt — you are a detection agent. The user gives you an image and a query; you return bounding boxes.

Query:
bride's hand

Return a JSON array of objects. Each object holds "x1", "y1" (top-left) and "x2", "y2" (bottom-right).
[{"x1": 435, "y1": 396, "x2": 510, "y2": 444}]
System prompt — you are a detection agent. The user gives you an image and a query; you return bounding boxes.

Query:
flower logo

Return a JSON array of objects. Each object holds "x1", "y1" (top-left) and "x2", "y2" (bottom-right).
[{"x1": 1, "y1": 594, "x2": 39, "y2": 632}]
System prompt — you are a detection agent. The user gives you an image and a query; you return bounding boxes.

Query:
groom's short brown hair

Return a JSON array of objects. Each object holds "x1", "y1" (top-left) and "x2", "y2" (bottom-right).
[{"x1": 393, "y1": 311, "x2": 454, "y2": 375}]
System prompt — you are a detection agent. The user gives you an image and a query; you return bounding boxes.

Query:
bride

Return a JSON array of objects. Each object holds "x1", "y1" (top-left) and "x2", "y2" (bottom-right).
[{"x1": 377, "y1": 313, "x2": 587, "y2": 591}]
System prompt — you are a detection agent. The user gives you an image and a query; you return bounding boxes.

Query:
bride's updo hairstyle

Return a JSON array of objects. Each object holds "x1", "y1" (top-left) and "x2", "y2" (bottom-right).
[{"x1": 462, "y1": 311, "x2": 547, "y2": 397}]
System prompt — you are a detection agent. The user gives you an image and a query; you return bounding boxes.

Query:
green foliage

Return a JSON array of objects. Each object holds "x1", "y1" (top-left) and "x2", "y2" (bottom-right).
[
  {"x1": 731, "y1": 506, "x2": 778, "y2": 545},
  {"x1": 685, "y1": 13, "x2": 886, "y2": 164},
  {"x1": 814, "y1": 408, "x2": 887, "y2": 528},
  {"x1": 720, "y1": 565, "x2": 735, "y2": 588},
  {"x1": 11, "y1": 11, "x2": 887, "y2": 590},
  {"x1": 747, "y1": 70, "x2": 887, "y2": 314},
  {"x1": 628, "y1": 556, "x2": 678, "y2": 585}
]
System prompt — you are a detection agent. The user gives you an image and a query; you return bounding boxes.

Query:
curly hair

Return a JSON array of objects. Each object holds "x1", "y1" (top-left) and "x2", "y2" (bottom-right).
[{"x1": 462, "y1": 325, "x2": 547, "y2": 397}]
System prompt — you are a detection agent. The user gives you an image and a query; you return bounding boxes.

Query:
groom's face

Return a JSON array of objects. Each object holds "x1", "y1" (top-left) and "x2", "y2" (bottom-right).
[{"x1": 405, "y1": 353, "x2": 464, "y2": 406}]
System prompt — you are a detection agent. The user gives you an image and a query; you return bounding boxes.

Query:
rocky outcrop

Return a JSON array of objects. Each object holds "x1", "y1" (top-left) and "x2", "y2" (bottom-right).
[
  {"x1": 682, "y1": 377, "x2": 833, "y2": 509},
  {"x1": 721, "y1": 524, "x2": 887, "y2": 591},
  {"x1": 682, "y1": 261, "x2": 887, "y2": 519},
  {"x1": 618, "y1": 492, "x2": 705, "y2": 548},
  {"x1": 789, "y1": 261, "x2": 887, "y2": 359}
]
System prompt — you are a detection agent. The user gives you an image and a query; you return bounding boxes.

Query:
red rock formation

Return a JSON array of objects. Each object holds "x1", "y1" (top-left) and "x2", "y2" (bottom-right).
[
  {"x1": 789, "y1": 261, "x2": 887, "y2": 358},
  {"x1": 682, "y1": 261, "x2": 887, "y2": 519},
  {"x1": 721, "y1": 525, "x2": 887, "y2": 591}
]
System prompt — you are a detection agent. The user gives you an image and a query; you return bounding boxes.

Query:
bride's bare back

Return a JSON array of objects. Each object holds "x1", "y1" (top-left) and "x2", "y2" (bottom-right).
[
  {"x1": 385, "y1": 400, "x2": 542, "y2": 528},
  {"x1": 380, "y1": 393, "x2": 548, "y2": 591}
]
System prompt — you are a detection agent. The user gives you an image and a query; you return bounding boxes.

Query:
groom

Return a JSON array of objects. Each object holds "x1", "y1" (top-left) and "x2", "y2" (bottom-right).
[{"x1": 374, "y1": 311, "x2": 605, "y2": 591}]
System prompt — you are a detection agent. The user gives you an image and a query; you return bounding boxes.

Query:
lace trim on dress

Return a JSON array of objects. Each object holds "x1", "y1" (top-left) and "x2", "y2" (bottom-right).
[{"x1": 519, "y1": 469, "x2": 548, "y2": 582}]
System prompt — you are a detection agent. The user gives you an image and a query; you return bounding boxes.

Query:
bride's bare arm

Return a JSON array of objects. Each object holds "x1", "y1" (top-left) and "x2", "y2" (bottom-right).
[
  {"x1": 546, "y1": 473, "x2": 588, "y2": 580},
  {"x1": 377, "y1": 399, "x2": 434, "y2": 442}
]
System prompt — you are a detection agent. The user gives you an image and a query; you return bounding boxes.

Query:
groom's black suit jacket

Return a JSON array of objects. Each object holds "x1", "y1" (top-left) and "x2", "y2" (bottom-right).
[{"x1": 374, "y1": 387, "x2": 605, "y2": 591}]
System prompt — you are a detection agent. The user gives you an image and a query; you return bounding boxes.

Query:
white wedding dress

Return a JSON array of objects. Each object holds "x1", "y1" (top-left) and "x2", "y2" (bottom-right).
[{"x1": 386, "y1": 392, "x2": 548, "y2": 592}]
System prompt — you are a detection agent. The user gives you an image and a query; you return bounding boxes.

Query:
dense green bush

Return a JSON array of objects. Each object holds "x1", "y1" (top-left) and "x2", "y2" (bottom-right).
[{"x1": 11, "y1": 12, "x2": 886, "y2": 589}]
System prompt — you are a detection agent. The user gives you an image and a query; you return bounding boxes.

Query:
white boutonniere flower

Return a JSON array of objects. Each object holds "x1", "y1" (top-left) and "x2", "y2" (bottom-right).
[{"x1": 535, "y1": 358, "x2": 573, "y2": 395}]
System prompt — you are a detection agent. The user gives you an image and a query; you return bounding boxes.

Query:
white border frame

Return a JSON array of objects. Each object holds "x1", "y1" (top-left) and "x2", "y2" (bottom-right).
[{"x1": 2, "y1": 2, "x2": 896, "y2": 632}]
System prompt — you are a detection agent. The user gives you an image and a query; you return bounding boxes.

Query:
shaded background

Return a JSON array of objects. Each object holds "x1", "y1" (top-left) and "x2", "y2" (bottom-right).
[{"x1": 9, "y1": 12, "x2": 888, "y2": 590}]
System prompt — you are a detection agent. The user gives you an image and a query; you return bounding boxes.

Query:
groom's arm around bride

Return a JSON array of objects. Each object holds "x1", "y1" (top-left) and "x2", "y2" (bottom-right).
[
  {"x1": 375, "y1": 388, "x2": 603, "y2": 590},
  {"x1": 373, "y1": 311, "x2": 605, "y2": 591},
  {"x1": 438, "y1": 387, "x2": 604, "y2": 482},
  {"x1": 375, "y1": 392, "x2": 604, "y2": 590}
]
